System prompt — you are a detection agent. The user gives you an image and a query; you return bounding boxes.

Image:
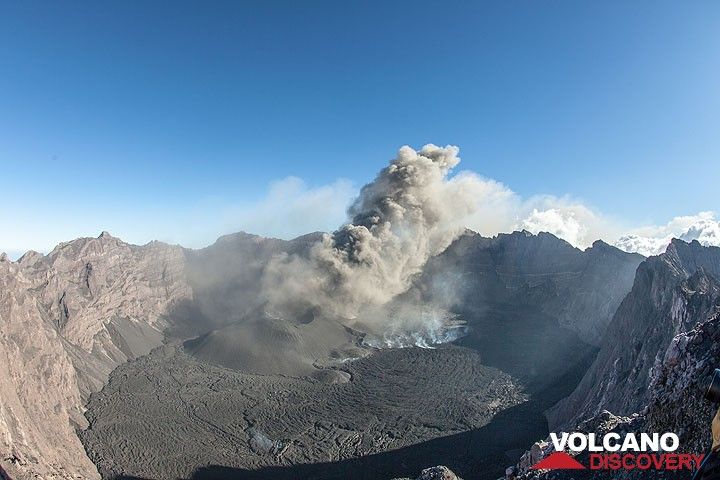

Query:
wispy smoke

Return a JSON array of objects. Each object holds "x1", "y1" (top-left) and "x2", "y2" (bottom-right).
[
  {"x1": 262, "y1": 145, "x2": 478, "y2": 341},
  {"x1": 360, "y1": 304, "x2": 468, "y2": 349}
]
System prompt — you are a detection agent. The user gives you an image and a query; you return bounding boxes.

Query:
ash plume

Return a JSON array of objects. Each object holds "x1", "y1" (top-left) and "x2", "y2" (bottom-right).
[{"x1": 262, "y1": 144, "x2": 479, "y2": 341}]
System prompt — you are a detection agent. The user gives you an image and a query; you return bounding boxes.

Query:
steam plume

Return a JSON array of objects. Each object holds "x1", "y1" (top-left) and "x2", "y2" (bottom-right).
[{"x1": 262, "y1": 144, "x2": 477, "y2": 339}]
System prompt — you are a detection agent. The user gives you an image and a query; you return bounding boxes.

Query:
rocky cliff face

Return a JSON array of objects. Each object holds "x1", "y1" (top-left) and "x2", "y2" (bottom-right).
[
  {"x1": 643, "y1": 308, "x2": 720, "y2": 457},
  {"x1": 0, "y1": 233, "x2": 191, "y2": 479},
  {"x1": 505, "y1": 315, "x2": 720, "y2": 480},
  {"x1": 0, "y1": 230, "x2": 328, "y2": 479},
  {"x1": 422, "y1": 230, "x2": 644, "y2": 347},
  {"x1": 549, "y1": 239, "x2": 720, "y2": 429},
  {"x1": 505, "y1": 240, "x2": 720, "y2": 480}
]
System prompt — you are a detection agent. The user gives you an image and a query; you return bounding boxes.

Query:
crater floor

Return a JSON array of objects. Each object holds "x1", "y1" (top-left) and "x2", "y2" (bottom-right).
[
  {"x1": 80, "y1": 303, "x2": 597, "y2": 480},
  {"x1": 80, "y1": 344, "x2": 530, "y2": 480}
]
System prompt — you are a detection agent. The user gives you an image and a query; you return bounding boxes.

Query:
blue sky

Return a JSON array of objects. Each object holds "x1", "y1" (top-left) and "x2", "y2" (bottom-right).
[{"x1": 2, "y1": 1, "x2": 719, "y2": 257}]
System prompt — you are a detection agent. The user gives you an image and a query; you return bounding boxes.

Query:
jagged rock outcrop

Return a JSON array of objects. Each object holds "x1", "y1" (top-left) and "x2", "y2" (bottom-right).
[
  {"x1": 643, "y1": 309, "x2": 720, "y2": 455},
  {"x1": 505, "y1": 310, "x2": 720, "y2": 480},
  {"x1": 393, "y1": 465, "x2": 463, "y2": 480},
  {"x1": 549, "y1": 239, "x2": 720, "y2": 429},
  {"x1": 0, "y1": 233, "x2": 191, "y2": 479},
  {"x1": 506, "y1": 240, "x2": 720, "y2": 480},
  {"x1": 504, "y1": 411, "x2": 644, "y2": 480}
]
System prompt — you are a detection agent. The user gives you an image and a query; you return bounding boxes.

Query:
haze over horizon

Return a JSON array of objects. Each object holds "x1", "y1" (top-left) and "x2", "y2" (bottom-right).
[{"x1": 2, "y1": 1, "x2": 719, "y2": 257}]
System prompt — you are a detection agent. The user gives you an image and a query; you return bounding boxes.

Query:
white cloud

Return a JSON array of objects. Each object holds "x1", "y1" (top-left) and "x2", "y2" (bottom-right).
[
  {"x1": 446, "y1": 172, "x2": 522, "y2": 237},
  {"x1": 2, "y1": 150, "x2": 716, "y2": 260},
  {"x1": 517, "y1": 195, "x2": 623, "y2": 249},
  {"x1": 615, "y1": 211, "x2": 720, "y2": 256},
  {"x1": 454, "y1": 172, "x2": 620, "y2": 249},
  {"x1": 0, "y1": 177, "x2": 357, "y2": 258},
  {"x1": 460, "y1": 176, "x2": 719, "y2": 255},
  {"x1": 141, "y1": 176, "x2": 358, "y2": 249},
  {"x1": 212, "y1": 167, "x2": 629, "y2": 255},
  {"x1": 220, "y1": 176, "x2": 356, "y2": 240},
  {"x1": 520, "y1": 208, "x2": 586, "y2": 247},
  {"x1": 449, "y1": 172, "x2": 717, "y2": 256}
]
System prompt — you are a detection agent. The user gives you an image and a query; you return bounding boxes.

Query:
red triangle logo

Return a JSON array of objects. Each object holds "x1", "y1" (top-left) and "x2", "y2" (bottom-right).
[{"x1": 531, "y1": 451, "x2": 586, "y2": 470}]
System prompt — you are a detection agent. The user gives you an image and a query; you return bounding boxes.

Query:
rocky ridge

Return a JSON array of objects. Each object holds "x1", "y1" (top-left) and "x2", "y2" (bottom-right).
[
  {"x1": 549, "y1": 239, "x2": 720, "y2": 428},
  {"x1": 506, "y1": 240, "x2": 720, "y2": 480},
  {"x1": 422, "y1": 230, "x2": 644, "y2": 347},
  {"x1": 506, "y1": 312, "x2": 720, "y2": 480},
  {"x1": 393, "y1": 466, "x2": 463, "y2": 479},
  {"x1": 0, "y1": 233, "x2": 190, "y2": 479}
]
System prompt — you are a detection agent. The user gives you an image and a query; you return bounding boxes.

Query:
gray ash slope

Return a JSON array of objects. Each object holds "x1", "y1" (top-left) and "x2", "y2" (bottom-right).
[
  {"x1": 77, "y1": 230, "x2": 642, "y2": 480},
  {"x1": 175, "y1": 231, "x2": 364, "y2": 377},
  {"x1": 170, "y1": 231, "x2": 324, "y2": 340},
  {"x1": 507, "y1": 240, "x2": 720, "y2": 480}
]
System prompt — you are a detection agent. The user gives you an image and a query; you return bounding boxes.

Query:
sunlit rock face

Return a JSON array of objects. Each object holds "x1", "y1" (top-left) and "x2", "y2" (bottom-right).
[{"x1": 0, "y1": 233, "x2": 191, "y2": 480}]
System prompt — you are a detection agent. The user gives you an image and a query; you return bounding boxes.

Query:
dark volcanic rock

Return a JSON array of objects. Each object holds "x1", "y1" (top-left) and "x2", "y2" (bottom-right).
[
  {"x1": 504, "y1": 411, "x2": 646, "y2": 480},
  {"x1": 392, "y1": 466, "x2": 463, "y2": 480},
  {"x1": 80, "y1": 345, "x2": 522, "y2": 480},
  {"x1": 505, "y1": 308, "x2": 720, "y2": 480},
  {"x1": 506, "y1": 240, "x2": 720, "y2": 480},
  {"x1": 416, "y1": 466, "x2": 463, "y2": 480},
  {"x1": 421, "y1": 231, "x2": 643, "y2": 347},
  {"x1": 549, "y1": 239, "x2": 720, "y2": 429},
  {"x1": 643, "y1": 309, "x2": 720, "y2": 455}
]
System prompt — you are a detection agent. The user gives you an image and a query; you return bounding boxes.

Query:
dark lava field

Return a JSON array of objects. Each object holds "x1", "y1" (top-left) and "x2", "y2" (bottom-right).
[
  {"x1": 77, "y1": 231, "x2": 638, "y2": 480},
  {"x1": 79, "y1": 306, "x2": 595, "y2": 480}
]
